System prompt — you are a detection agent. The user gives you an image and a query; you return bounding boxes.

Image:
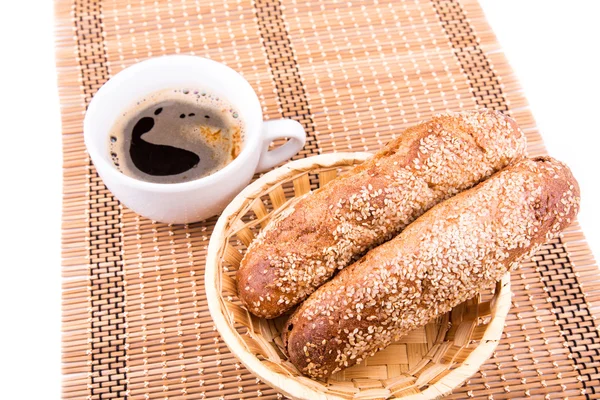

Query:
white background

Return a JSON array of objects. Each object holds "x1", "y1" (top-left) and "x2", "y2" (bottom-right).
[{"x1": 0, "y1": 1, "x2": 598, "y2": 398}]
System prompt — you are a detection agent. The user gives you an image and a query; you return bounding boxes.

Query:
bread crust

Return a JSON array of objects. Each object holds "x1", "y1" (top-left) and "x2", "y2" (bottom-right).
[
  {"x1": 283, "y1": 157, "x2": 580, "y2": 379},
  {"x1": 237, "y1": 110, "x2": 526, "y2": 318}
]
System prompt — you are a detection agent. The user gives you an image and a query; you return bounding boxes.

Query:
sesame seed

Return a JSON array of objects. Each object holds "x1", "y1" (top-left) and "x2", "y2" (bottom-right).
[
  {"x1": 284, "y1": 156, "x2": 579, "y2": 379},
  {"x1": 237, "y1": 110, "x2": 527, "y2": 319}
]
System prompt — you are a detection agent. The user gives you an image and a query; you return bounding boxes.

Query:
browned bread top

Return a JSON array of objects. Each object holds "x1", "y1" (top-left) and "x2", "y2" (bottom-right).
[
  {"x1": 283, "y1": 157, "x2": 580, "y2": 379},
  {"x1": 237, "y1": 110, "x2": 526, "y2": 318}
]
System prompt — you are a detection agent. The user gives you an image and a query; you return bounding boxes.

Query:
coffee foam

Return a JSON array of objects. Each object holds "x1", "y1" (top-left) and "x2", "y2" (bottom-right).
[{"x1": 108, "y1": 88, "x2": 244, "y2": 184}]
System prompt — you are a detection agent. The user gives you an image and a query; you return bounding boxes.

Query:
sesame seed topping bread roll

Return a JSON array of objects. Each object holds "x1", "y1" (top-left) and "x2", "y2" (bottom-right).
[
  {"x1": 283, "y1": 157, "x2": 580, "y2": 379},
  {"x1": 238, "y1": 110, "x2": 526, "y2": 318}
]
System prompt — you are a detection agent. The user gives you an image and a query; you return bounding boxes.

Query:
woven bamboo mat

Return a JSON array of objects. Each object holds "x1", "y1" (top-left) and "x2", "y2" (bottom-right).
[{"x1": 57, "y1": 0, "x2": 600, "y2": 398}]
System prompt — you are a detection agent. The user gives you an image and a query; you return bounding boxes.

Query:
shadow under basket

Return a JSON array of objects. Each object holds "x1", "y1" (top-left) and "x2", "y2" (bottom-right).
[{"x1": 206, "y1": 152, "x2": 511, "y2": 400}]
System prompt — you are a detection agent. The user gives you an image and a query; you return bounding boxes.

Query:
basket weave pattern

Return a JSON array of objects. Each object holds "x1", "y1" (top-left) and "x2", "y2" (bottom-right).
[{"x1": 207, "y1": 153, "x2": 511, "y2": 399}]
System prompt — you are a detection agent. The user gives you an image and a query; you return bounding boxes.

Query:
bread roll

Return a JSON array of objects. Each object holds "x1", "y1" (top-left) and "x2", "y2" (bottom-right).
[
  {"x1": 238, "y1": 110, "x2": 526, "y2": 318},
  {"x1": 283, "y1": 157, "x2": 580, "y2": 379}
]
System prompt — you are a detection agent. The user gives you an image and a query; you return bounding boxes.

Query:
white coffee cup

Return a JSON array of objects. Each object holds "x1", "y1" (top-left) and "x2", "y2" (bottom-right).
[{"x1": 84, "y1": 55, "x2": 306, "y2": 224}]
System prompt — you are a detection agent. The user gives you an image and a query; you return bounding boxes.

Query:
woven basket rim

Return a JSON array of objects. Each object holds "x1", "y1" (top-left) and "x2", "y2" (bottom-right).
[{"x1": 206, "y1": 152, "x2": 511, "y2": 400}]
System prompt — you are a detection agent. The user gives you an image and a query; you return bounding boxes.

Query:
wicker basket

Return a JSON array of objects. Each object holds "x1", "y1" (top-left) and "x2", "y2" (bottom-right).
[{"x1": 206, "y1": 153, "x2": 511, "y2": 400}]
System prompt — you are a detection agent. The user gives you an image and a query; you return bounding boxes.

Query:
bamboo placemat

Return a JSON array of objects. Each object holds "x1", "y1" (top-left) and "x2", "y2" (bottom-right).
[{"x1": 56, "y1": 0, "x2": 600, "y2": 398}]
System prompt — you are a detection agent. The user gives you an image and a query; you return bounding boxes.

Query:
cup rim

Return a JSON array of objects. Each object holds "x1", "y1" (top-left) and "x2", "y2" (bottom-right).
[{"x1": 83, "y1": 55, "x2": 263, "y2": 193}]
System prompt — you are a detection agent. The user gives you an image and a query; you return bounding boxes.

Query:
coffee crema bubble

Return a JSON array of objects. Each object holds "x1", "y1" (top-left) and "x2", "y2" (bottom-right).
[{"x1": 108, "y1": 88, "x2": 244, "y2": 184}]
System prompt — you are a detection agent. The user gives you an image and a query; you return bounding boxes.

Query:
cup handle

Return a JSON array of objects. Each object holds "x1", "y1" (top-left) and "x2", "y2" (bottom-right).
[{"x1": 255, "y1": 119, "x2": 307, "y2": 173}]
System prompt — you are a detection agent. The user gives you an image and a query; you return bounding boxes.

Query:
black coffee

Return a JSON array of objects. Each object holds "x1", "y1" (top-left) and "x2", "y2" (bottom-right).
[{"x1": 109, "y1": 88, "x2": 243, "y2": 183}]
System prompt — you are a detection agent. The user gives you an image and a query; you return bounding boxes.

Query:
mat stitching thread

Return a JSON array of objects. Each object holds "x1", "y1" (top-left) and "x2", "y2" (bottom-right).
[
  {"x1": 541, "y1": 244, "x2": 600, "y2": 395},
  {"x1": 254, "y1": 0, "x2": 320, "y2": 161},
  {"x1": 74, "y1": 0, "x2": 128, "y2": 397},
  {"x1": 431, "y1": 0, "x2": 508, "y2": 112}
]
